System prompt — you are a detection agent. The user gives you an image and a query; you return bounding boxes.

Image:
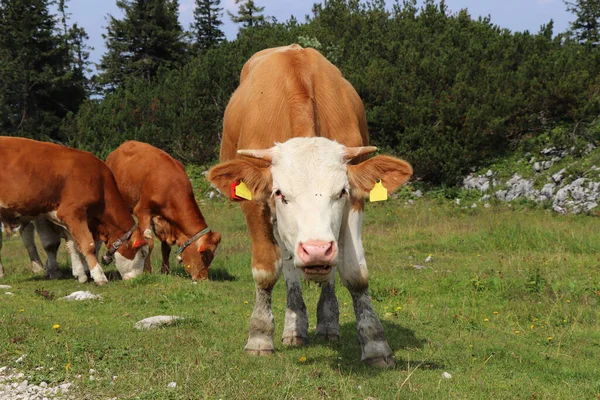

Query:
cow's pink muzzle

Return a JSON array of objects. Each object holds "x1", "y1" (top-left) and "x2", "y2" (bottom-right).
[{"x1": 297, "y1": 240, "x2": 336, "y2": 267}]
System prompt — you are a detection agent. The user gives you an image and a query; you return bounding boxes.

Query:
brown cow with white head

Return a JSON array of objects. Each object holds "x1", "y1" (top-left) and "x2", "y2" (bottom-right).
[
  {"x1": 209, "y1": 45, "x2": 412, "y2": 367},
  {"x1": 0, "y1": 137, "x2": 149, "y2": 284}
]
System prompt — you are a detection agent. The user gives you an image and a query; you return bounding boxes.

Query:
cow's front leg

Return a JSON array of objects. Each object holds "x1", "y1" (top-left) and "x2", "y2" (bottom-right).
[
  {"x1": 61, "y1": 213, "x2": 108, "y2": 286},
  {"x1": 316, "y1": 277, "x2": 340, "y2": 341},
  {"x1": 282, "y1": 257, "x2": 309, "y2": 346},
  {"x1": 338, "y1": 201, "x2": 394, "y2": 367},
  {"x1": 242, "y1": 201, "x2": 281, "y2": 356},
  {"x1": 0, "y1": 227, "x2": 5, "y2": 278},
  {"x1": 160, "y1": 241, "x2": 171, "y2": 274},
  {"x1": 134, "y1": 206, "x2": 154, "y2": 273},
  {"x1": 34, "y1": 218, "x2": 63, "y2": 279},
  {"x1": 19, "y1": 222, "x2": 45, "y2": 274}
]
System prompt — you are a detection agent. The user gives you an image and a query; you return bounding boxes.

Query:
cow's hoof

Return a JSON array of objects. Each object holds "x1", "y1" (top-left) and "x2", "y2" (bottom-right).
[
  {"x1": 245, "y1": 348, "x2": 274, "y2": 356},
  {"x1": 94, "y1": 278, "x2": 109, "y2": 286},
  {"x1": 245, "y1": 336, "x2": 274, "y2": 355},
  {"x1": 316, "y1": 333, "x2": 339, "y2": 342},
  {"x1": 363, "y1": 355, "x2": 395, "y2": 368},
  {"x1": 282, "y1": 335, "x2": 308, "y2": 346},
  {"x1": 47, "y1": 272, "x2": 63, "y2": 280},
  {"x1": 31, "y1": 262, "x2": 45, "y2": 275},
  {"x1": 77, "y1": 275, "x2": 88, "y2": 283}
]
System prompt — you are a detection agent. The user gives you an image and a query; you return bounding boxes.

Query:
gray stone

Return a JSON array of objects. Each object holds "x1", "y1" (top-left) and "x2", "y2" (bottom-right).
[{"x1": 135, "y1": 316, "x2": 183, "y2": 330}]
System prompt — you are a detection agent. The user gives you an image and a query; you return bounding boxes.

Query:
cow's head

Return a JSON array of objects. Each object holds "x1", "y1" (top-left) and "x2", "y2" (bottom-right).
[
  {"x1": 152, "y1": 215, "x2": 222, "y2": 281},
  {"x1": 209, "y1": 137, "x2": 412, "y2": 282},
  {"x1": 114, "y1": 228, "x2": 149, "y2": 280},
  {"x1": 181, "y1": 230, "x2": 222, "y2": 281}
]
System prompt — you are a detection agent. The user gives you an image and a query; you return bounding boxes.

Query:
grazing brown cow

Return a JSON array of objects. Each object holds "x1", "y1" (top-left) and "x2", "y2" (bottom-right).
[
  {"x1": 0, "y1": 137, "x2": 149, "y2": 284},
  {"x1": 106, "y1": 141, "x2": 221, "y2": 280},
  {"x1": 209, "y1": 44, "x2": 412, "y2": 367}
]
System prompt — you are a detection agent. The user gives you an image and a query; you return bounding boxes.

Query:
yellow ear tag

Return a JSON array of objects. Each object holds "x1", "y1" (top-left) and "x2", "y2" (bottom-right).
[
  {"x1": 235, "y1": 181, "x2": 252, "y2": 200},
  {"x1": 369, "y1": 180, "x2": 388, "y2": 202}
]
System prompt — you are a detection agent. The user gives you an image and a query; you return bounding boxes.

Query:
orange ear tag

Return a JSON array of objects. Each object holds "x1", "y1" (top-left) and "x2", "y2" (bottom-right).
[
  {"x1": 234, "y1": 181, "x2": 252, "y2": 200},
  {"x1": 369, "y1": 180, "x2": 388, "y2": 202}
]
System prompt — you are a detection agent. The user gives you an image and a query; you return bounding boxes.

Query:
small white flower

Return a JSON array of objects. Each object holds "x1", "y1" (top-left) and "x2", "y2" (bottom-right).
[
  {"x1": 168, "y1": 381, "x2": 177, "y2": 388},
  {"x1": 425, "y1": 255, "x2": 432, "y2": 263},
  {"x1": 442, "y1": 371, "x2": 452, "y2": 379}
]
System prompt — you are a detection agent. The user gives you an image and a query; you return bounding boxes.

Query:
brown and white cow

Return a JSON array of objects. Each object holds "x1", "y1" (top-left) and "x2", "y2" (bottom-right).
[
  {"x1": 209, "y1": 45, "x2": 412, "y2": 367},
  {"x1": 106, "y1": 141, "x2": 221, "y2": 280},
  {"x1": 0, "y1": 137, "x2": 149, "y2": 284}
]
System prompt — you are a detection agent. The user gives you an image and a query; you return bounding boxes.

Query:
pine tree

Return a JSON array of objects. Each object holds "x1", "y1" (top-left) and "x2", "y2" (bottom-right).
[
  {"x1": 565, "y1": 0, "x2": 600, "y2": 44},
  {"x1": 193, "y1": 0, "x2": 225, "y2": 50},
  {"x1": 0, "y1": 0, "x2": 86, "y2": 140},
  {"x1": 98, "y1": 0, "x2": 185, "y2": 90},
  {"x1": 228, "y1": 0, "x2": 265, "y2": 28}
]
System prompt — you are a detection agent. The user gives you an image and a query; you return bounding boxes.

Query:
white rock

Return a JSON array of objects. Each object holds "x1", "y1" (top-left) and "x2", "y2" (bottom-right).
[
  {"x1": 442, "y1": 371, "x2": 452, "y2": 379},
  {"x1": 413, "y1": 190, "x2": 423, "y2": 198},
  {"x1": 4, "y1": 292, "x2": 13, "y2": 295},
  {"x1": 424, "y1": 255, "x2": 432, "y2": 263},
  {"x1": 0, "y1": 285, "x2": 12, "y2": 289},
  {"x1": 15, "y1": 355, "x2": 26, "y2": 363},
  {"x1": 167, "y1": 381, "x2": 177, "y2": 388},
  {"x1": 135, "y1": 316, "x2": 183, "y2": 330},
  {"x1": 63, "y1": 291, "x2": 101, "y2": 301}
]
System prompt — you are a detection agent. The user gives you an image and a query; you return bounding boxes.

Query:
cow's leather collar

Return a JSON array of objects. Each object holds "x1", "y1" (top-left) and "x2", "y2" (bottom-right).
[
  {"x1": 101, "y1": 224, "x2": 138, "y2": 265},
  {"x1": 175, "y1": 227, "x2": 211, "y2": 261}
]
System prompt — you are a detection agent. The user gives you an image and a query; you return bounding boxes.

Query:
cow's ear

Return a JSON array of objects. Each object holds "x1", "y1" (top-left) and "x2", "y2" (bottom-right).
[
  {"x1": 208, "y1": 160, "x2": 272, "y2": 201},
  {"x1": 347, "y1": 155, "x2": 413, "y2": 198}
]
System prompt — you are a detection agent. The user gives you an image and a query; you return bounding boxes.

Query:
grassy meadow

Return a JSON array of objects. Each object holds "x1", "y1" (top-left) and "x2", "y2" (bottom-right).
[{"x1": 0, "y1": 199, "x2": 599, "y2": 399}]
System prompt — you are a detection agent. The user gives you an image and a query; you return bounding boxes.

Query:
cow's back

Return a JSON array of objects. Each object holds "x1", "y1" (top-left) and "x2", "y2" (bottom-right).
[
  {"x1": 0, "y1": 137, "x2": 106, "y2": 214},
  {"x1": 220, "y1": 44, "x2": 369, "y2": 162},
  {"x1": 106, "y1": 141, "x2": 192, "y2": 209}
]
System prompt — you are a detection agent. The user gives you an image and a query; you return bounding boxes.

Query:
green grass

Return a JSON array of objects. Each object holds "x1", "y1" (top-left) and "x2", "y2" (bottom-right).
[{"x1": 1, "y1": 200, "x2": 599, "y2": 399}]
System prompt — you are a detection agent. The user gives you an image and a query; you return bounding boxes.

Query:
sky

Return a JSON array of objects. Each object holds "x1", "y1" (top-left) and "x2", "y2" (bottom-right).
[{"x1": 64, "y1": 0, "x2": 574, "y2": 69}]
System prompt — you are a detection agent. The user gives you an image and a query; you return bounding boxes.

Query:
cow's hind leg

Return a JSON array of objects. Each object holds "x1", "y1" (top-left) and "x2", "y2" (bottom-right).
[
  {"x1": 337, "y1": 202, "x2": 394, "y2": 368},
  {"x1": 34, "y1": 218, "x2": 63, "y2": 279},
  {"x1": 20, "y1": 222, "x2": 45, "y2": 274},
  {"x1": 241, "y1": 201, "x2": 282, "y2": 356},
  {"x1": 316, "y1": 277, "x2": 340, "y2": 341}
]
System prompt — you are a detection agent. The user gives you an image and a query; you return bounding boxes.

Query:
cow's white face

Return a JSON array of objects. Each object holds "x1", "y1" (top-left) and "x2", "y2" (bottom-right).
[
  {"x1": 270, "y1": 138, "x2": 349, "y2": 279},
  {"x1": 208, "y1": 137, "x2": 413, "y2": 282}
]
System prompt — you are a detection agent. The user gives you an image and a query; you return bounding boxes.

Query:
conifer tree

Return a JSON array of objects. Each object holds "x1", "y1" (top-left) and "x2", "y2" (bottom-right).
[
  {"x1": 0, "y1": 0, "x2": 86, "y2": 139},
  {"x1": 565, "y1": 0, "x2": 600, "y2": 44},
  {"x1": 98, "y1": 0, "x2": 185, "y2": 90},
  {"x1": 193, "y1": 0, "x2": 225, "y2": 50},
  {"x1": 228, "y1": 0, "x2": 265, "y2": 28}
]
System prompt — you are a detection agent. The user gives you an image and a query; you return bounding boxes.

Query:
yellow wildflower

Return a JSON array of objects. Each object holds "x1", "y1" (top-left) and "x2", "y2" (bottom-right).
[
  {"x1": 484, "y1": 318, "x2": 489, "y2": 322},
  {"x1": 65, "y1": 363, "x2": 71, "y2": 372},
  {"x1": 299, "y1": 356, "x2": 307, "y2": 363},
  {"x1": 396, "y1": 306, "x2": 402, "y2": 311},
  {"x1": 530, "y1": 324, "x2": 535, "y2": 330},
  {"x1": 243, "y1": 301, "x2": 248, "y2": 304},
  {"x1": 493, "y1": 311, "x2": 499, "y2": 315},
  {"x1": 514, "y1": 330, "x2": 520, "y2": 335},
  {"x1": 19, "y1": 309, "x2": 24, "y2": 312},
  {"x1": 547, "y1": 337, "x2": 553, "y2": 341},
  {"x1": 53, "y1": 324, "x2": 60, "y2": 329}
]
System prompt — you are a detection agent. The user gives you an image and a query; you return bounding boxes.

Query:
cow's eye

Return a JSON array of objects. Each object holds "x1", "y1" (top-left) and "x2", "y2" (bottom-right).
[
  {"x1": 338, "y1": 188, "x2": 348, "y2": 199},
  {"x1": 274, "y1": 189, "x2": 288, "y2": 204}
]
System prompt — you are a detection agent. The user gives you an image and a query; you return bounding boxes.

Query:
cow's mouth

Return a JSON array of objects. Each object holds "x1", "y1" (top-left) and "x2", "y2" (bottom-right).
[{"x1": 302, "y1": 265, "x2": 332, "y2": 275}]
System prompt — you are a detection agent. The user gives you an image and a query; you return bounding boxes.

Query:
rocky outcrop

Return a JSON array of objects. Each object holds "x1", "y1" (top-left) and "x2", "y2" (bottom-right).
[{"x1": 462, "y1": 147, "x2": 599, "y2": 214}]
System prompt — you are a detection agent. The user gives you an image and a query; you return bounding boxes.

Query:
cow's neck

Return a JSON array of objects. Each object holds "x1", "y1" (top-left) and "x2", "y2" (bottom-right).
[
  {"x1": 100, "y1": 190, "x2": 136, "y2": 245},
  {"x1": 164, "y1": 196, "x2": 209, "y2": 248}
]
